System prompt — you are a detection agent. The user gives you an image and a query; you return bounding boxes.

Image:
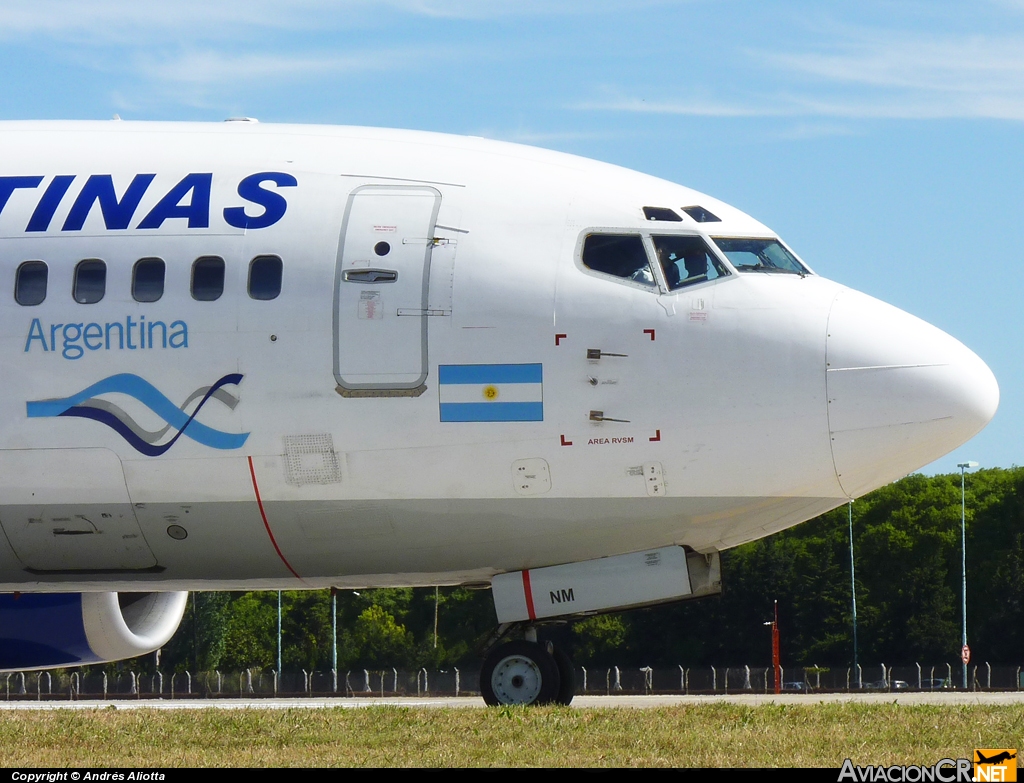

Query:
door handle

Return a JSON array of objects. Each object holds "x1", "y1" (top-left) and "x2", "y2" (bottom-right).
[{"x1": 344, "y1": 269, "x2": 398, "y2": 283}]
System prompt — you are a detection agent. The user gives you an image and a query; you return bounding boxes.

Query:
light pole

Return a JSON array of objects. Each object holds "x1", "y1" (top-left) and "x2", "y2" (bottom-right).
[
  {"x1": 848, "y1": 500, "x2": 859, "y2": 687},
  {"x1": 957, "y1": 461, "x2": 978, "y2": 690},
  {"x1": 763, "y1": 600, "x2": 780, "y2": 694}
]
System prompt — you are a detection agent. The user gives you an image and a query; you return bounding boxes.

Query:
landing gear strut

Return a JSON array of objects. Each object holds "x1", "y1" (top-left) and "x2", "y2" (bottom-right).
[{"x1": 480, "y1": 633, "x2": 576, "y2": 706}]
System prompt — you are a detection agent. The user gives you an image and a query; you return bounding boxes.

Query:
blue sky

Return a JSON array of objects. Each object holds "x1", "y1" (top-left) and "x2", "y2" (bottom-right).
[{"x1": 1, "y1": 0, "x2": 1020, "y2": 476}]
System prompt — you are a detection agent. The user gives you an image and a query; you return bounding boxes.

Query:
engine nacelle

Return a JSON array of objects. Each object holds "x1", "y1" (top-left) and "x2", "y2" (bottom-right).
[{"x1": 0, "y1": 591, "x2": 188, "y2": 672}]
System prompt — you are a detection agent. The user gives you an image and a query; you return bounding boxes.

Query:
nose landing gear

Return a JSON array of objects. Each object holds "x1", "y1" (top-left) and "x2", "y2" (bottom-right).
[{"x1": 480, "y1": 634, "x2": 576, "y2": 706}]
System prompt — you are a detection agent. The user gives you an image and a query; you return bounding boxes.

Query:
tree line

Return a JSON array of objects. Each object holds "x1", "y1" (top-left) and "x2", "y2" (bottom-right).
[{"x1": 154, "y1": 467, "x2": 1024, "y2": 672}]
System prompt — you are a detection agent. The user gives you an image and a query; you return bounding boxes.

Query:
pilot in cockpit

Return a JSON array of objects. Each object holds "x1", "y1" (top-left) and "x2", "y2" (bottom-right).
[
  {"x1": 656, "y1": 246, "x2": 708, "y2": 290},
  {"x1": 683, "y1": 251, "x2": 708, "y2": 283}
]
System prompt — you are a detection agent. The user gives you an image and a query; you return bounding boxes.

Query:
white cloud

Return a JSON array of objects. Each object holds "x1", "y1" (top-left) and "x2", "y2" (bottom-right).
[
  {"x1": 135, "y1": 48, "x2": 425, "y2": 86},
  {"x1": 0, "y1": 0, "x2": 681, "y2": 40},
  {"x1": 571, "y1": 96, "x2": 784, "y2": 118},
  {"x1": 576, "y1": 24, "x2": 1024, "y2": 123},
  {"x1": 764, "y1": 33, "x2": 1024, "y2": 95}
]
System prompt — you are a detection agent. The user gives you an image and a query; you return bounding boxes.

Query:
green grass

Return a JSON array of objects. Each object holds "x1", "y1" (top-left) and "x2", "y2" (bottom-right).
[{"x1": 0, "y1": 704, "x2": 1020, "y2": 767}]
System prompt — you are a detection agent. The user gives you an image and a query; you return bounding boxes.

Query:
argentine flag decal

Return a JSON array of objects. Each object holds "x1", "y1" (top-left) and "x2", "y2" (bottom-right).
[{"x1": 438, "y1": 364, "x2": 543, "y2": 422}]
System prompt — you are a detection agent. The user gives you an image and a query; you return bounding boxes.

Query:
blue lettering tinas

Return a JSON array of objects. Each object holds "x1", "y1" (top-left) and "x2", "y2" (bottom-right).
[
  {"x1": 63, "y1": 174, "x2": 156, "y2": 231},
  {"x1": 223, "y1": 172, "x2": 297, "y2": 229},
  {"x1": 138, "y1": 173, "x2": 212, "y2": 229}
]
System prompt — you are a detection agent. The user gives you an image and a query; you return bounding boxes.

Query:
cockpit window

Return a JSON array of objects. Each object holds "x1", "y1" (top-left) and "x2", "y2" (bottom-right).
[
  {"x1": 712, "y1": 238, "x2": 809, "y2": 276},
  {"x1": 642, "y1": 206, "x2": 683, "y2": 222},
  {"x1": 681, "y1": 206, "x2": 720, "y2": 223},
  {"x1": 581, "y1": 234, "x2": 656, "y2": 288},
  {"x1": 652, "y1": 235, "x2": 729, "y2": 290}
]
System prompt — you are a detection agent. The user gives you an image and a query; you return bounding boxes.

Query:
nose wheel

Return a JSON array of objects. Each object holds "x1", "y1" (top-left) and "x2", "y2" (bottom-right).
[{"x1": 480, "y1": 639, "x2": 575, "y2": 706}]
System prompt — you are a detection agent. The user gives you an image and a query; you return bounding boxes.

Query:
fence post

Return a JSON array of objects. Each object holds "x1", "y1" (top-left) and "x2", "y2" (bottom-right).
[
  {"x1": 157, "y1": 671, "x2": 163, "y2": 697},
  {"x1": 916, "y1": 662, "x2": 922, "y2": 690},
  {"x1": 36, "y1": 673, "x2": 40, "y2": 701},
  {"x1": 711, "y1": 666, "x2": 716, "y2": 692},
  {"x1": 946, "y1": 662, "x2": 953, "y2": 688},
  {"x1": 420, "y1": 668, "x2": 427, "y2": 696},
  {"x1": 303, "y1": 669, "x2": 309, "y2": 695},
  {"x1": 846, "y1": 668, "x2": 850, "y2": 691},
  {"x1": 71, "y1": 672, "x2": 79, "y2": 700},
  {"x1": 971, "y1": 665, "x2": 977, "y2": 691},
  {"x1": 881, "y1": 664, "x2": 886, "y2": 688},
  {"x1": 1017, "y1": 667, "x2": 1021, "y2": 691},
  {"x1": 640, "y1": 667, "x2": 653, "y2": 695},
  {"x1": 724, "y1": 668, "x2": 729, "y2": 692},
  {"x1": 130, "y1": 671, "x2": 137, "y2": 696},
  {"x1": 605, "y1": 669, "x2": 611, "y2": 695},
  {"x1": 455, "y1": 668, "x2": 460, "y2": 697},
  {"x1": 986, "y1": 662, "x2": 991, "y2": 690},
  {"x1": 678, "y1": 665, "x2": 684, "y2": 693},
  {"x1": 582, "y1": 666, "x2": 588, "y2": 693},
  {"x1": 332, "y1": 669, "x2": 338, "y2": 694},
  {"x1": 393, "y1": 668, "x2": 398, "y2": 694},
  {"x1": 744, "y1": 665, "x2": 751, "y2": 690},
  {"x1": 614, "y1": 666, "x2": 622, "y2": 692},
  {"x1": 856, "y1": 663, "x2": 862, "y2": 689},
  {"x1": 813, "y1": 664, "x2": 821, "y2": 690},
  {"x1": 102, "y1": 672, "x2": 107, "y2": 700}
]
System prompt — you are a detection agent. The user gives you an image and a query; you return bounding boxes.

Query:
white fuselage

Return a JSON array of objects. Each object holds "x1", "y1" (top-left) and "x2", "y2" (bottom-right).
[{"x1": 0, "y1": 121, "x2": 998, "y2": 592}]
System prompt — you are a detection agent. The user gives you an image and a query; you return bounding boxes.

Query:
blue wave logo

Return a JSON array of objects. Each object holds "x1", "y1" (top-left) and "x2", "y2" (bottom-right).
[{"x1": 26, "y1": 373, "x2": 250, "y2": 456}]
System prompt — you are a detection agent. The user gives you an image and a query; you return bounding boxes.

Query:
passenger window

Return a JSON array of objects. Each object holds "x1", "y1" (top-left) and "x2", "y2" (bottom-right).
[
  {"x1": 248, "y1": 255, "x2": 282, "y2": 300},
  {"x1": 581, "y1": 234, "x2": 656, "y2": 287},
  {"x1": 652, "y1": 236, "x2": 729, "y2": 290},
  {"x1": 15, "y1": 260, "x2": 47, "y2": 306},
  {"x1": 132, "y1": 257, "x2": 165, "y2": 302},
  {"x1": 73, "y1": 259, "x2": 106, "y2": 304},
  {"x1": 191, "y1": 256, "x2": 225, "y2": 301}
]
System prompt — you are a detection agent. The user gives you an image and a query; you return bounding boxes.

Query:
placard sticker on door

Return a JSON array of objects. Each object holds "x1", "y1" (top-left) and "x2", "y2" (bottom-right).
[{"x1": 358, "y1": 290, "x2": 383, "y2": 319}]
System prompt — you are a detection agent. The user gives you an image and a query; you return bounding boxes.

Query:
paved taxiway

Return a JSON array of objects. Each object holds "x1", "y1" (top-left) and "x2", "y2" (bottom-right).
[{"x1": 1, "y1": 693, "x2": 1021, "y2": 710}]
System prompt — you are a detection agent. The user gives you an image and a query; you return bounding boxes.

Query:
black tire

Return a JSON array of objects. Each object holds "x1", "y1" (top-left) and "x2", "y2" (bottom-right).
[
  {"x1": 551, "y1": 644, "x2": 576, "y2": 706},
  {"x1": 480, "y1": 640, "x2": 561, "y2": 706}
]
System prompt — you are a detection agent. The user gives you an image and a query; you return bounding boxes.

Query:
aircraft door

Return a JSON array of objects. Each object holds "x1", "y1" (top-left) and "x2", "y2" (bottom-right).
[
  {"x1": 334, "y1": 185, "x2": 442, "y2": 393},
  {"x1": 0, "y1": 448, "x2": 158, "y2": 572}
]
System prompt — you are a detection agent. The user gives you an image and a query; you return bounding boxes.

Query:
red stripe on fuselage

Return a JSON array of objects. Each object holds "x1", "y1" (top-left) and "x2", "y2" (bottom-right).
[
  {"x1": 247, "y1": 456, "x2": 302, "y2": 581},
  {"x1": 522, "y1": 569, "x2": 536, "y2": 621}
]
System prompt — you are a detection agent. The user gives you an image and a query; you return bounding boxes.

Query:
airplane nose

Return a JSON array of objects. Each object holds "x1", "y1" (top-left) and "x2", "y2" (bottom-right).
[{"x1": 826, "y1": 289, "x2": 999, "y2": 497}]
